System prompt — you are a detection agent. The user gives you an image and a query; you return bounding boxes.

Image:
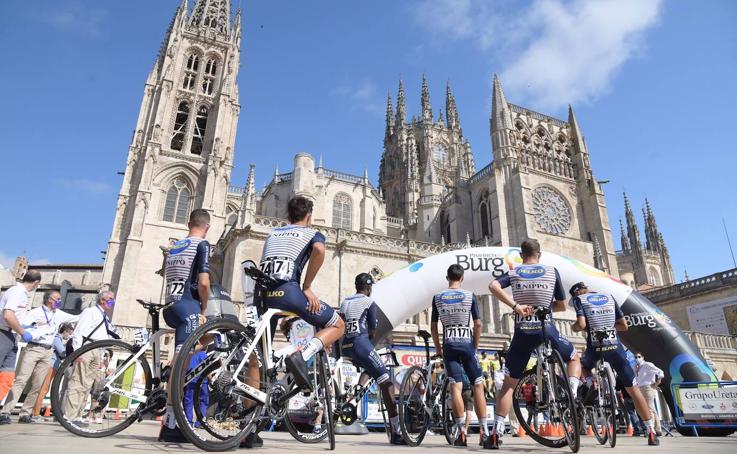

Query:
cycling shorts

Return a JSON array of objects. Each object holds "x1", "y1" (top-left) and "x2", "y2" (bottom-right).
[
  {"x1": 581, "y1": 343, "x2": 635, "y2": 388},
  {"x1": 163, "y1": 298, "x2": 201, "y2": 351},
  {"x1": 258, "y1": 281, "x2": 340, "y2": 329},
  {"x1": 444, "y1": 344, "x2": 483, "y2": 386},
  {"x1": 342, "y1": 335, "x2": 389, "y2": 385},
  {"x1": 505, "y1": 323, "x2": 577, "y2": 379}
]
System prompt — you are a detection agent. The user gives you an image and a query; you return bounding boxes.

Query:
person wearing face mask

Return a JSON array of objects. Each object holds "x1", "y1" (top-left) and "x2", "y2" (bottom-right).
[
  {"x1": 63, "y1": 291, "x2": 118, "y2": 424},
  {"x1": 0, "y1": 291, "x2": 79, "y2": 424},
  {"x1": 33, "y1": 322, "x2": 75, "y2": 419},
  {"x1": 634, "y1": 352, "x2": 664, "y2": 436},
  {"x1": 0, "y1": 270, "x2": 42, "y2": 407}
]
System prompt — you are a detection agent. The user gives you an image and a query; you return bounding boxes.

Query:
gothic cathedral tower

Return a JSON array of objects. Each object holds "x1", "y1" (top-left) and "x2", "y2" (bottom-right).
[{"x1": 102, "y1": 0, "x2": 242, "y2": 328}]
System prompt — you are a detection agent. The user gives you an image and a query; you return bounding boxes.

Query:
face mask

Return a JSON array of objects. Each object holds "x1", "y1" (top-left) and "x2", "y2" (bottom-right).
[
  {"x1": 52, "y1": 299, "x2": 63, "y2": 310},
  {"x1": 636, "y1": 358, "x2": 644, "y2": 365},
  {"x1": 105, "y1": 299, "x2": 116, "y2": 310}
]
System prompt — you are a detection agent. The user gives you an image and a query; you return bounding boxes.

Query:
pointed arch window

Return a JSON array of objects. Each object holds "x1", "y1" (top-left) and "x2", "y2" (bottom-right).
[
  {"x1": 441, "y1": 212, "x2": 451, "y2": 243},
  {"x1": 163, "y1": 178, "x2": 191, "y2": 224},
  {"x1": 479, "y1": 191, "x2": 492, "y2": 239},
  {"x1": 190, "y1": 105, "x2": 209, "y2": 155},
  {"x1": 225, "y1": 205, "x2": 238, "y2": 226},
  {"x1": 201, "y1": 58, "x2": 217, "y2": 95},
  {"x1": 332, "y1": 193, "x2": 352, "y2": 230},
  {"x1": 182, "y1": 53, "x2": 199, "y2": 91},
  {"x1": 186, "y1": 54, "x2": 199, "y2": 71},
  {"x1": 170, "y1": 102, "x2": 190, "y2": 151}
]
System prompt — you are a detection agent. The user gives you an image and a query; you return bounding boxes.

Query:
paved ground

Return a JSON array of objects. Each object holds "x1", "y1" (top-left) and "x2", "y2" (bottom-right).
[{"x1": 1, "y1": 419, "x2": 735, "y2": 453}]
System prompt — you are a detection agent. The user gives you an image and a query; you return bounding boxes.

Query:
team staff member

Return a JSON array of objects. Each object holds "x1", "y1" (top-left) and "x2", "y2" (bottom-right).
[
  {"x1": 0, "y1": 291, "x2": 78, "y2": 424},
  {"x1": 570, "y1": 282, "x2": 660, "y2": 446},
  {"x1": 340, "y1": 273, "x2": 404, "y2": 445},
  {"x1": 159, "y1": 208, "x2": 211, "y2": 443},
  {"x1": 487, "y1": 239, "x2": 581, "y2": 449},
  {"x1": 0, "y1": 270, "x2": 42, "y2": 405},
  {"x1": 63, "y1": 291, "x2": 117, "y2": 424},
  {"x1": 431, "y1": 264, "x2": 493, "y2": 448},
  {"x1": 634, "y1": 352, "x2": 665, "y2": 436},
  {"x1": 33, "y1": 322, "x2": 75, "y2": 418}
]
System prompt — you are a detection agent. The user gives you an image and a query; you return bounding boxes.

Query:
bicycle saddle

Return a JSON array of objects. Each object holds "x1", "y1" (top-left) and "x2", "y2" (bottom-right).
[
  {"x1": 242, "y1": 264, "x2": 279, "y2": 287},
  {"x1": 417, "y1": 330, "x2": 432, "y2": 341},
  {"x1": 136, "y1": 299, "x2": 169, "y2": 311}
]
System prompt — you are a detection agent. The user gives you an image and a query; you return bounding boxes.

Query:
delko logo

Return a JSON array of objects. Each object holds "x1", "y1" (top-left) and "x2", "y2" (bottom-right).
[
  {"x1": 400, "y1": 353, "x2": 427, "y2": 367},
  {"x1": 516, "y1": 265, "x2": 546, "y2": 279},
  {"x1": 169, "y1": 238, "x2": 192, "y2": 255},
  {"x1": 587, "y1": 294, "x2": 609, "y2": 306},
  {"x1": 441, "y1": 290, "x2": 464, "y2": 304}
]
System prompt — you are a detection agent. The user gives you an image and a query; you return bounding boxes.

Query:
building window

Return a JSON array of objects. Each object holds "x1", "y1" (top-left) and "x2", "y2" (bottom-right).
[
  {"x1": 170, "y1": 101, "x2": 190, "y2": 151},
  {"x1": 186, "y1": 54, "x2": 199, "y2": 71},
  {"x1": 433, "y1": 143, "x2": 448, "y2": 164},
  {"x1": 480, "y1": 201, "x2": 490, "y2": 238},
  {"x1": 441, "y1": 211, "x2": 451, "y2": 243},
  {"x1": 202, "y1": 77, "x2": 214, "y2": 95},
  {"x1": 205, "y1": 59, "x2": 217, "y2": 76},
  {"x1": 225, "y1": 205, "x2": 238, "y2": 226},
  {"x1": 190, "y1": 105, "x2": 209, "y2": 155},
  {"x1": 332, "y1": 193, "x2": 352, "y2": 230},
  {"x1": 163, "y1": 178, "x2": 191, "y2": 224},
  {"x1": 182, "y1": 73, "x2": 195, "y2": 91}
]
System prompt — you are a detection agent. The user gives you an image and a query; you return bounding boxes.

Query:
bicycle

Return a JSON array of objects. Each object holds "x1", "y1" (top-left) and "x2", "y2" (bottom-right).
[
  {"x1": 511, "y1": 307, "x2": 580, "y2": 452},
  {"x1": 580, "y1": 331, "x2": 618, "y2": 447},
  {"x1": 51, "y1": 299, "x2": 170, "y2": 437},
  {"x1": 396, "y1": 330, "x2": 455, "y2": 446},
  {"x1": 169, "y1": 264, "x2": 335, "y2": 451}
]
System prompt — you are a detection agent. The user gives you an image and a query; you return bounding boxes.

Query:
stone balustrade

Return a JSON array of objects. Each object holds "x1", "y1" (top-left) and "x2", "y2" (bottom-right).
[
  {"x1": 469, "y1": 163, "x2": 493, "y2": 185},
  {"x1": 686, "y1": 331, "x2": 737, "y2": 351},
  {"x1": 645, "y1": 268, "x2": 737, "y2": 303}
]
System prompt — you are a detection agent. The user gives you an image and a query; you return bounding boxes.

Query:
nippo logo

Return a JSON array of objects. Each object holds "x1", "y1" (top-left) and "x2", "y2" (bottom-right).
[
  {"x1": 587, "y1": 294, "x2": 609, "y2": 306},
  {"x1": 400, "y1": 353, "x2": 427, "y2": 367},
  {"x1": 516, "y1": 265, "x2": 546, "y2": 279}
]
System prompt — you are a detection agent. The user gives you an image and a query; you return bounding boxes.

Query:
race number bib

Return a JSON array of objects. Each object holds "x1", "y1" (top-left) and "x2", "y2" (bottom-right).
[
  {"x1": 592, "y1": 329, "x2": 618, "y2": 349},
  {"x1": 166, "y1": 279, "x2": 186, "y2": 298},
  {"x1": 346, "y1": 320, "x2": 360, "y2": 334},
  {"x1": 444, "y1": 325, "x2": 472, "y2": 340},
  {"x1": 260, "y1": 256, "x2": 294, "y2": 280}
]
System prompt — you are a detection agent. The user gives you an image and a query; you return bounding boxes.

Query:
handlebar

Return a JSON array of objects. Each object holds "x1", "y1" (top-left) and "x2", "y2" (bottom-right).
[
  {"x1": 533, "y1": 306, "x2": 551, "y2": 322},
  {"x1": 136, "y1": 299, "x2": 170, "y2": 312},
  {"x1": 243, "y1": 264, "x2": 279, "y2": 288}
]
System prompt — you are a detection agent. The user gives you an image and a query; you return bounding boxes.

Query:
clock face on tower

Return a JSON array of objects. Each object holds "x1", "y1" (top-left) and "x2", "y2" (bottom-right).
[{"x1": 531, "y1": 187, "x2": 571, "y2": 235}]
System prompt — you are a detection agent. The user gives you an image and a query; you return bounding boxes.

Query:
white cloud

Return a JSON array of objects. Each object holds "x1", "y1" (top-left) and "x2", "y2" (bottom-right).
[
  {"x1": 57, "y1": 178, "x2": 112, "y2": 194},
  {"x1": 29, "y1": 0, "x2": 108, "y2": 36},
  {"x1": 0, "y1": 251, "x2": 15, "y2": 270},
  {"x1": 331, "y1": 80, "x2": 384, "y2": 115},
  {"x1": 411, "y1": 0, "x2": 662, "y2": 110}
]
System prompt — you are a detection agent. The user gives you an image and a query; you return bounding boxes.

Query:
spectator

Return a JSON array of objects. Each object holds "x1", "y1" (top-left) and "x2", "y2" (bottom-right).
[
  {"x1": 490, "y1": 353, "x2": 504, "y2": 398},
  {"x1": 634, "y1": 352, "x2": 664, "y2": 436},
  {"x1": 33, "y1": 322, "x2": 75, "y2": 418},
  {"x1": 0, "y1": 270, "x2": 42, "y2": 409},
  {"x1": 479, "y1": 351, "x2": 492, "y2": 397},
  {"x1": 0, "y1": 290, "x2": 78, "y2": 424},
  {"x1": 63, "y1": 291, "x2": 117, "y2": 424},
  {"x1": 85, "y1": 348, "x2": 115, "y2": 424}
]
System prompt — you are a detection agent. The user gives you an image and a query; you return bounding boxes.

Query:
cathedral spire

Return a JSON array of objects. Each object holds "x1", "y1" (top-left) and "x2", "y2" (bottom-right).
[
  {"x1": 491, "y1": 74, "x2": 511, "y2": 132},
  {"x1": 644, "y1": 198, "x2": 661, "y2": 252},
  {"x1": 385, "y1": 92, "x2": 394, "y2": 137},
  {"x1": 190, "y1": 0, "x2": 231, "y2": 35},
  {"x1": 568, "y1": 104, "x2": 593, "y2": 181},
  {"x1": 619, "y1": 218, "x2": 630, "y2": 253},
  {"x1": 624, "y1": 192, "x2": 642, "y2": 252},
  {"x1": 421, "y1": 74, "x2": 433, "y2": 122},
  {"x1": 395, "y1": 79, "x2": 406, "y2": 127},
  {"x1": 446, "y1": 81, "x2": 461, "y2": 130}
]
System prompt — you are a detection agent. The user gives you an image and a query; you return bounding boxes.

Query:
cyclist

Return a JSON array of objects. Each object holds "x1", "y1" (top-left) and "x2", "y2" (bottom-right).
[
  {"x1": 339, "y1": 273, "x2": 405, "y2": 445},
  {"x1": 487, "y1": 238, "x2": 581, "y2": 449},
  {"x1": 569, "y1": 281, "x2": 660, "y2": 446},
  {"x1": 431, "y1": 264, "x2": 493, "y2": 448},
  {"x1": 159, "y1": 209, "x2": 211, "y2": 443}
]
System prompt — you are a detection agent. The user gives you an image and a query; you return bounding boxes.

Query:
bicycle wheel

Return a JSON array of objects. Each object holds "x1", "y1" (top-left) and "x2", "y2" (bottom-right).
[
  {"x1": 587, "y1": 405, "x2": 608, "y2": 445},
  {"x1": 549, "y1": 350, "x2": 580, "y2": 453},
  {"x1": 170, "y1": 318, "x2": 267, "y2": 451},
  {"x1": 601, "y1": 366, "x2": 617, "y2": 448},
  {"x1": 513, "y1": 368, "x2": 567, "y2": 448},
  {"x1": 51, "y1": 339, "x2": 152, "y2": 438},
  {"x1": 440, "y1": 379, "x2": 456, "y2": 445},
  {"x1": 284, "y1": 361, "x2": 329, "y2": 443},
  {"x1": 317, "y1": 350, "x2": 336, "y2": 450},
  {"x1": 378, "y1": 386, "x2": 392, "y2": 442},
  {"x1": 397, "y1": 366, "x2": 428, "y2": 446}
]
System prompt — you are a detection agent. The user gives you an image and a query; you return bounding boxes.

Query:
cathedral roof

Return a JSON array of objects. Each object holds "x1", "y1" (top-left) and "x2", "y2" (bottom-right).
[{"x1": 508, "y1": 103, "x2": 568, "y2": 128}]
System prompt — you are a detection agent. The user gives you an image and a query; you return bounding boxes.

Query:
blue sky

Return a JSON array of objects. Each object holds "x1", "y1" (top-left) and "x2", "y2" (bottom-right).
[{"x1": 1, "y1": 0, "x2": 735, "y2": 280}]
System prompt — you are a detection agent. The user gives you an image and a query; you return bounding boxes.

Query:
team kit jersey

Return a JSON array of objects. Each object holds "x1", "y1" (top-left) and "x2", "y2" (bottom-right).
[
  {"x1": 339, "y1": 294, "x2": 389, "y2": 385},
  {"x1": 573, "y1": 292, "x2": 636, "y2": 387},
  {"x1": 257, "y1": 225, "x2": 339, "y2": 328},
  {"x1": 496, "y1": 264, "x2": 575, "y2": 379},
  {"x1": 162, "y1": 237, "x2": 210, "y2": 348},
  {"x1": 431, "y1": 289, "x2": 483, "y2": 385}
]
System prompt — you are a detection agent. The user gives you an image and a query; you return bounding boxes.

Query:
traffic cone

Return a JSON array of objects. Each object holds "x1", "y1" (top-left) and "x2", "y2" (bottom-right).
[
  {"x1": 586, "y1": 424, "x2": 594, "y2": 437},
  {"x1": 539, "y1": 422, "x2": 549, "y2": 436},
  {"x1": 556, "y1": 423, "x2": 565, "y2": 437},
  {"x1": 517, "y1": 425, "x2": 526, "y2": 438},
  {"x1": 113, "y1": 408, "x2": 121, "y2": 420},
  {"x1": 43, "y1": 406, "x2": 52, "y2": 417},
  {"x1": 626, "y1": 424, "x2": 634, "y2": 436}
]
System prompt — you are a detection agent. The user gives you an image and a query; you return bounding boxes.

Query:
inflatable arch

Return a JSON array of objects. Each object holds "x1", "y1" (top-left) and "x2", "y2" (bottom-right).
[{"x1": 370, "y1": 247, "x2": 717, "y2": 429}]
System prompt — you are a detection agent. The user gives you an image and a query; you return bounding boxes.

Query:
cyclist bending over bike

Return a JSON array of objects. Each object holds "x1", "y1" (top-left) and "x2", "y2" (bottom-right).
[
  {"x1": 339, "y1": 273, "x2": 405, "y2": 445},
  {"x1": 431, "y1": 264, "x2": 494, "y2": 449},
  {"x1": 569, "y1": 282, "x2": 660, "y2": 446},
  {"x1": 160, "y1": 209, "x2": 211, "y2": 443},
  {"x1": 488, "y1": 239, "x2": 581, "y2": 449}
]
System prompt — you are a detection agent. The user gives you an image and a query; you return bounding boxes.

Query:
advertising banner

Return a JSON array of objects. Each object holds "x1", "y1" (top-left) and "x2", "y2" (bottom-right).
[
  {"x1": 673, "y1": 382, "x2": 737, "y2": 427},
  {"x1": 686, "y1": 297, "x2": 737, "y2": 335}
]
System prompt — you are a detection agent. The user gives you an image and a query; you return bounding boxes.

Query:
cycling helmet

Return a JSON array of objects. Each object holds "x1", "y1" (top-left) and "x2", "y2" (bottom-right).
[
  {"x1": 355, "y1": 273, "x2": 375, "y2": 288},
  {"x1": 569, "y1": 281, "x2": 587, "y2": 297}
]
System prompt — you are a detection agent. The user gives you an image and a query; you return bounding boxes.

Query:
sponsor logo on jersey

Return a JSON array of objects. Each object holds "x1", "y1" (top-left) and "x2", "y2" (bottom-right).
[
  {"x1": 516, "y1": 265, "x2": 546, "y2": 279},
  {"x1": 587, "y1": 294, "x2": 609, "y2": 306},
  {"x1": 266, "y1": 290, "x2": 285, "y2": 297},
  {"x1": 440, "y1": 291, "x2": 464, "y2": 304},
  {"x1": 169, "y1": 239, "x2": 192, "y2": 255}
]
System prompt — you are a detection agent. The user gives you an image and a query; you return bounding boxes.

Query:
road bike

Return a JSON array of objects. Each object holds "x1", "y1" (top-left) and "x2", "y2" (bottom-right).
[
  {"x1": 580, "y1": 331, "x2": 618, "y2": 447},
  {"x1": 511, "y1": 307, "x2": 580, "y2": 452},
  {"x1": 396, "y1": 330, "x2": 455, "y2": 446},
  {"x1": 51, "y1": 300, "x2": 170, "y2": 437},
  {"x1": 169, "y1": 264, "x2": 335, "y2": 451}
]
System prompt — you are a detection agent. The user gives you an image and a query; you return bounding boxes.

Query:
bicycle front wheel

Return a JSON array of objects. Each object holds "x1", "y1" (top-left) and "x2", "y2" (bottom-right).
[
  {"x1": 51, "y1": 339, "x2": 152, "y2": 438},
  {"x1": 397, "y1": 365, "x2": 429, "y2": 446},
  {"x1": 170, "y1": 318, "x2": 267, "y2": 451},
  {"x1": 440, "y1": 378, "x2": 456, "y2": 445},
  {"x1": 317, "y1": 350, "x2": 336, "y2": 450},
  {"x1": 549, "y1": 350, "x2": 580, "y2": 453},
  {"x1": 283, "y1": 361, "x2": 330, "y2": 444},
  {"x1": 513, "y1": 368, "x2": 567, "y2": 448},
  {"x1": 601, "y1": 366, "x2": 617, "y2": 448}
]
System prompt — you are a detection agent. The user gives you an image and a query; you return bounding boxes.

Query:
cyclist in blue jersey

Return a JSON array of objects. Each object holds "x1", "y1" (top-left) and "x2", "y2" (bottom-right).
[
  {"x1": 487, "y1": 239, "x2": 581, "y2": 449},
  {"x1": 431, "y1": 264, "x2": 494, "y2": 449},
  {"x1": 340, "y1": 273, "x2": 405, "y2": 445},
  {"x1": 255, "y1": 196, "x2": 345, "y2": 390},
  {"x1": 569, "y1": 282, "x2": 660, "y2": 446},
  {"x1": 159, "y1": 209, "x2": 211, "y2": 443}
]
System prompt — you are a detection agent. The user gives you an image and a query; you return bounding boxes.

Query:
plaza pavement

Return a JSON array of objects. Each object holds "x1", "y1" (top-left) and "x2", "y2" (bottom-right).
[{"x1": 1, "y1": 419, "x2": 735, "y2": 454}]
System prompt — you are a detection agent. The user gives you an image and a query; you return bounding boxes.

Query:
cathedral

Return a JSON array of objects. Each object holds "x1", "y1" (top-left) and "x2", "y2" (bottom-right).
[{"x1": 102, "y1": 0, "x2": 674, "y2": 340}]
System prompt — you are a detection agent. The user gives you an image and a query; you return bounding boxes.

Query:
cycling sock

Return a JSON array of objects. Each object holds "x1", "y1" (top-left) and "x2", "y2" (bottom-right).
[
  {"x1": 568, "y1": 376, "x2": 581, "y2": 399},
  {"x1": 390, "y1": 415, "x2": 401, "y2": 433},
  {"x1": 301, "y1": 338, "x2": 323, "y2": 361},
  {"x1": 643, "y1": 418, "x2": 655, "y2": 433},
  {"x1": 494, "y1": 414, "x2": 506, "y2": 434},
  {"x1": 164, "y1": 404, "x2": 176, "y2": 429},
  {"x1": 479, "y1": 417, "x2": 489, "y2": 435},
  {"x1": 455, "y1": 417, "x2": 466, "y2": 434}
]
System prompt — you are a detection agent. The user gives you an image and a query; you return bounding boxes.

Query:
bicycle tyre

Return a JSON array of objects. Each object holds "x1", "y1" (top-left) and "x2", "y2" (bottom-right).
[
  {"x1": 51, "y1": 339, "x2": 152, "y2": 438},
  {"x1": 193, "y1": 360, "x2": 230, "y2": 441},
  {"x1": 512, "y1": 368, "x2": 567, "y2": 448},
  {"x1": 549, "y1": 350, "x2": 580, "y2": 453},
  {"x1": 283, "y1": 366, "x2": 329, "y2": 444},
  {"x1": 602, "y1": 366, "x2": 617, "y2": 448},
  {"x1": 440, "y1": 378, "x2": 455, "y2": 445},
  {"x1": 378, "y1": 386, "x2": 392, "y2": 442},
  {"x1": 398, "y1": 365, "x2": 428, "y2": 447},
  {"x1": 171, "y1": 318, "x2": 266, "y2": 451},
  {"x1": 588, "y1": 406, "x2": 607, "y2": 445},
  {"x1": 317, "y1": 350, "x2": 336, "y2": 450}
]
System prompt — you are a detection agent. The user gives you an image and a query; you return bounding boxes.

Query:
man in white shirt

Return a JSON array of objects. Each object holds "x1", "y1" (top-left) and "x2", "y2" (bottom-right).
[
  {"x1": 63, "y1": 291, "x2": 117, "y2": 423},
  {"x1": 634, "y1": 352, "x2": 664, "y2": 435},
  {"x1": 0, "y1": 290, "x2": 78, "y2": 424},
  {"x1": 0, "y1": 270, "x2": 42, "y2": 404}
]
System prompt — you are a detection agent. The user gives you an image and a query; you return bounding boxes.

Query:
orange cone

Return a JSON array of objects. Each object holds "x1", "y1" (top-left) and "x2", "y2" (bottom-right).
[
  {"x1": 43, "y1": 406, "x2": 52, "y2": 417},
  {"x1": 540, "y1": 422, "x2": 549, "y2": 436},
  {"x1": 113, "y1": 409, "x2": 121, "y2": 420},
  {"x1": 517, "y1": 425, "x2": 526, "y2": 438},
  {"x1": 586, "y1": 424, "x2": 594, "y2": 437},
  {"x1": 557, "y1": 423, "x2": 565, "y2": 437},
  {"x1": 626, "y1": 424, "x2": 634, "y2": 436}
]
